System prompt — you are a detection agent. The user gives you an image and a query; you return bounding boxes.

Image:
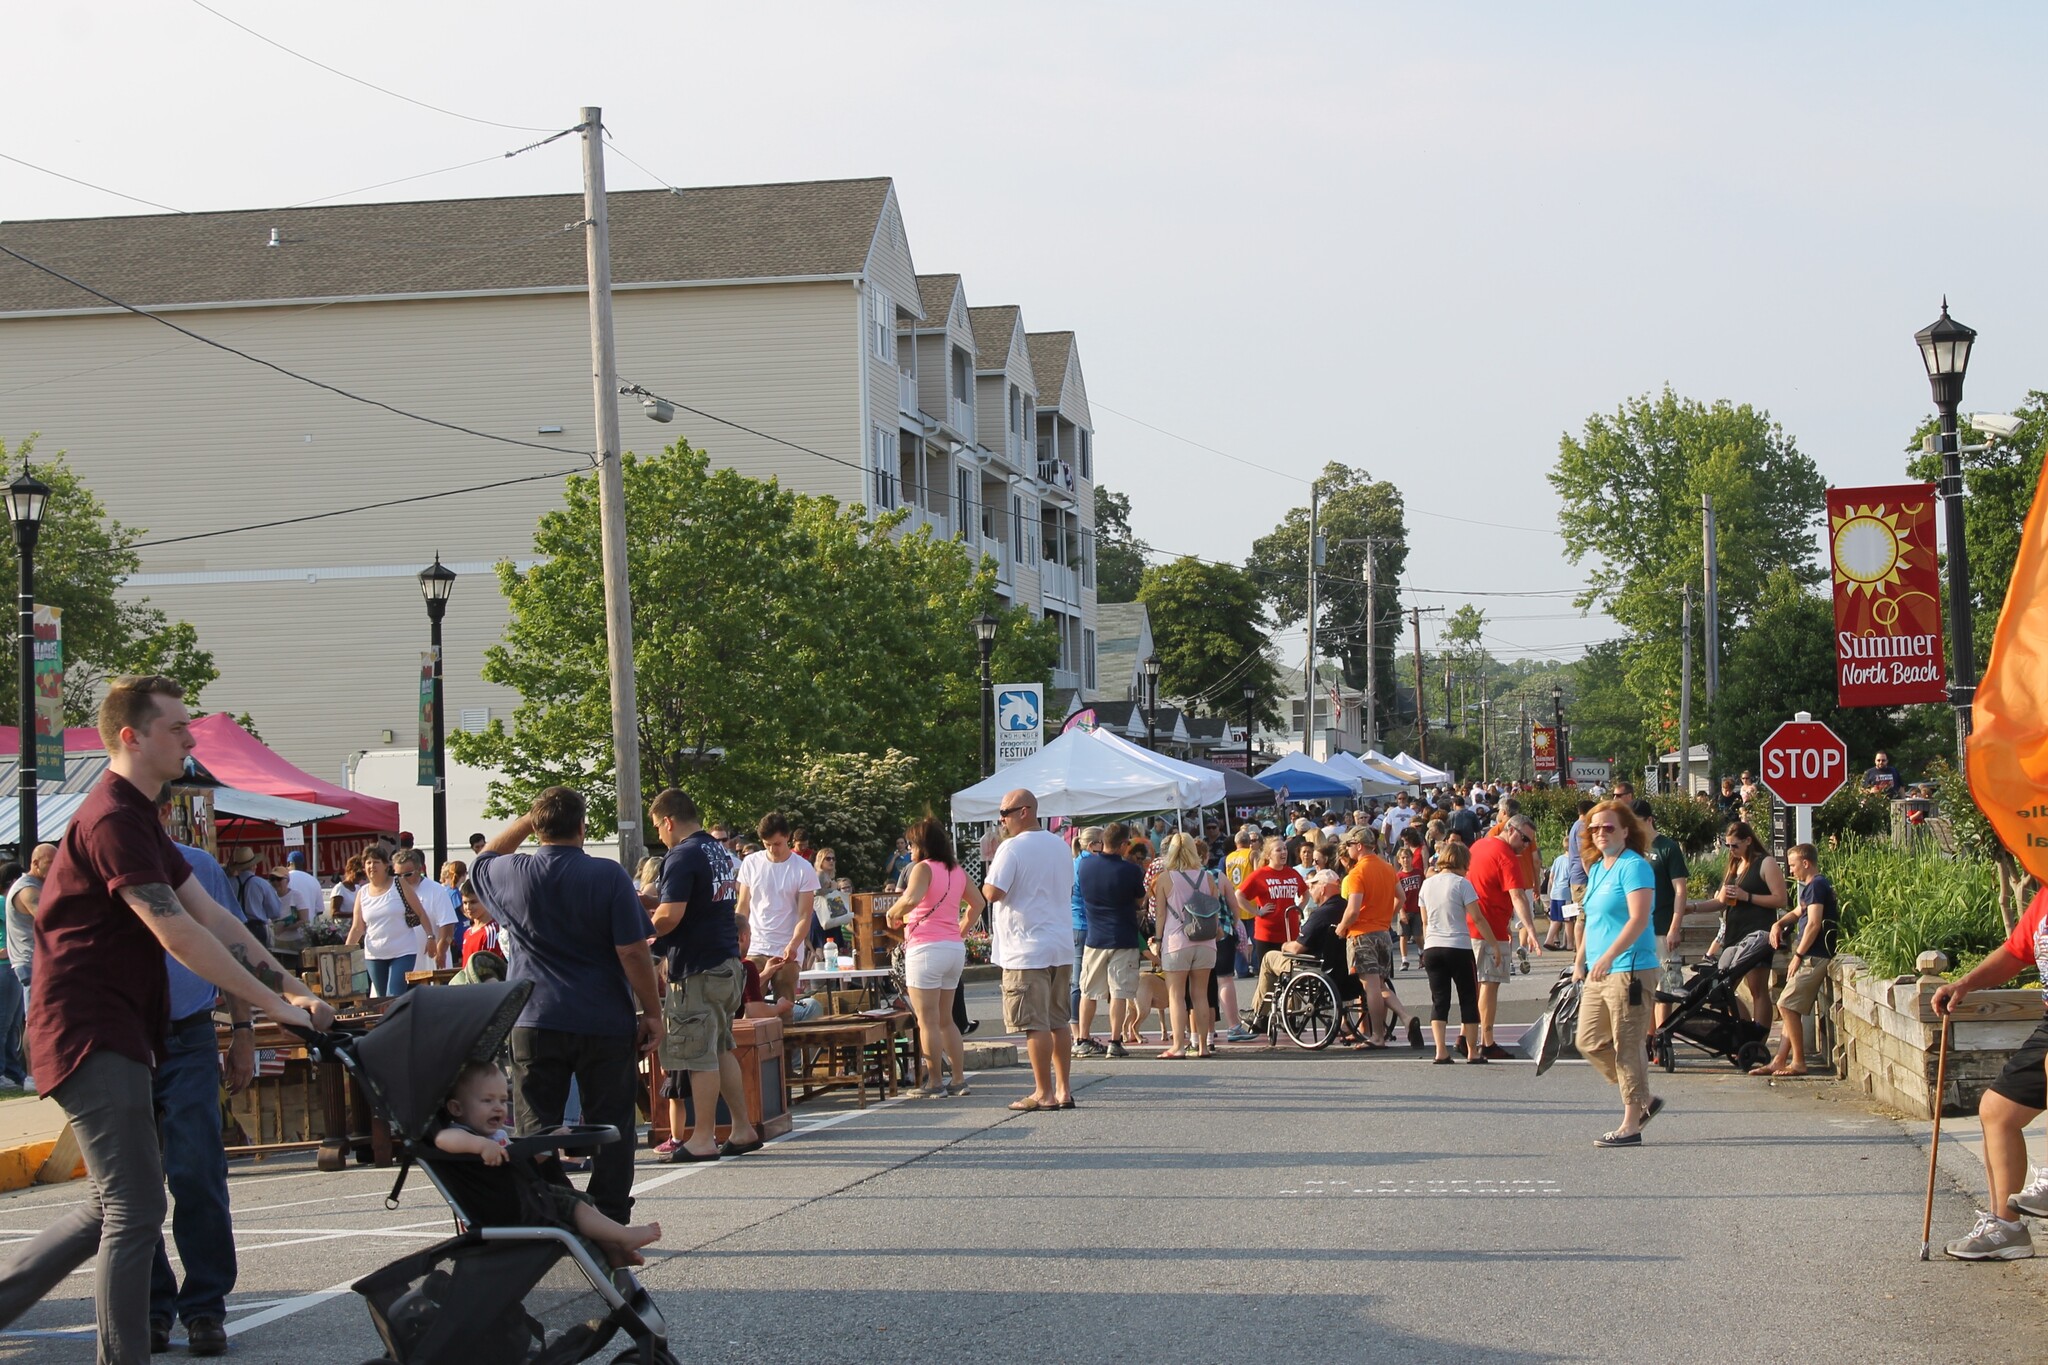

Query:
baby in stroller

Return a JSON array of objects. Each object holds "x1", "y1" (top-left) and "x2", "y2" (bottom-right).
[{"x1": 429, "y1": 1060, "x2": 662, "y2": 1268}]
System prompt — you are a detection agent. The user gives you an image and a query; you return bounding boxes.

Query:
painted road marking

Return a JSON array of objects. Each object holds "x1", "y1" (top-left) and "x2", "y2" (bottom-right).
[{"x1": 1279, "y1": 1178, "x2": 1564, "y2": 1196}]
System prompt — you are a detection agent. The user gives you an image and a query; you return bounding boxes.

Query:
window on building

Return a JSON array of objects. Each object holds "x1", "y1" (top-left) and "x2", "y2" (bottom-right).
[
  {"x1": 1009, "y1": 385, "x2": 1021, "y2": 435},
  {"x1": 1083, "y1": 629, "x2": 1097, "y2": 690},
  {"x1": 1012, "y1": 494, "x2": 1024, "y2": 561},
  {"x1": 870, "y1": 287, "x2": 893, "y2": 361},
  {"x1": 1041, "y1": 507, "x2": 1059, "y2": 561},
  {"x1": 1079, "y1": 429, "x2": 1093, "y2": 480},
  {"x1": 1037, "y1": 432, "x2": 1053, "y2": 468},
  {"x1": 1081, "y1": 535, "x2": 1094, "y2": 588},
  {"x1": 957, "y1": 467, "x2": 974, "y2": 532},
  {"x1": 871, "y1": 425, "x2": 896, "y2": 509},
  {"x1": 951, "y1": 346, "x2": 970, "y2": 402}
]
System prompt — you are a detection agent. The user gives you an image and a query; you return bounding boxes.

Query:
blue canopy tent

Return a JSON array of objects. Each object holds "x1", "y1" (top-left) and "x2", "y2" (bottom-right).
[{"x1": 1251, "y1": 751, "x2": 1357, "y2": 801}]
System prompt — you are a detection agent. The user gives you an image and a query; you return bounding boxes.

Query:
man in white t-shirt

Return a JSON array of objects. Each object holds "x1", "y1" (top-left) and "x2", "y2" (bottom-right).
[
  {"x1": 1379, "y1": 795, "x2": 1413, "y2": 848},
  {"x1": 281, "y1": 851, "x2": 324, "y2": 926},
  {"x1": 735, "y1": 813, "x2": 819, "y2": 1006},
  {"x1": 981, "y1": 788, "x2": 1078, "y2": 1112},
  {"x1": 392, "y1": 849, "x2": 459, "y2": 966}
]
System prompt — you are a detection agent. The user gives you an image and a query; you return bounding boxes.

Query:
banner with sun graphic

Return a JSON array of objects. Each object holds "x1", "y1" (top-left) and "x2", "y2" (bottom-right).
[{"x1": 1827, "y1": 484, "x2": 1946, "y2": 706}]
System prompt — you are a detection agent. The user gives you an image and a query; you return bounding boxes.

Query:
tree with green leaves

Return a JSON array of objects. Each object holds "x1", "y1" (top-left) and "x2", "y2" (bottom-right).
[
  {"x1": 1549, "y1": 388, "x2": 1827, "y2": 760},
  {"x1": 0, "y1": 437, "x2": 217, "y2": 722},
  {"x1": 1092, "y1": 486, "x2": 1148, "y2": 602},
  {"x1": 453, "y1": 439, "x2": 1056, "y2": 834},
  {"x1": 1244, "y1": 463, "x2": 1408, "y2": 725},
  {"x1": 1905, "y1": 397, "x2": 2048, "y2": 670},
  {"x1": 1135, "y1": 557, "x2": 1285, "y2": 727}
]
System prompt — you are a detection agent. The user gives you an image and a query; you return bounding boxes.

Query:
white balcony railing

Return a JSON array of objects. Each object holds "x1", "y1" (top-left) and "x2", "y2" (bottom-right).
[
  {"x1": 898, "y1": 369, "x2": 918, "y2": 416},
  {"x1": 1037, "y1": 458, "x2": 1076, "y2": 494},
  {"x1": 1041, "y1": 561, "x2": 1079, "y2": 604},
  {"x1": 980, "y1": 535, "x2": 1011, "y2": 586},
  {"x1": 948, "y1": 396, "x2": 973, "y2": 437}
]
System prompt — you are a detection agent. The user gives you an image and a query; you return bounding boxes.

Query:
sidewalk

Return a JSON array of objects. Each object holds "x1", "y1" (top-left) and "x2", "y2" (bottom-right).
[{"x1": 0, "y1": 1092, "x2": 63, "y2": 1147}]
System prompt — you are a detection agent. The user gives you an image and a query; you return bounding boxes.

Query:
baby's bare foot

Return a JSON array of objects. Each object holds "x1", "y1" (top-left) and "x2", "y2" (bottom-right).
[{"x1": 622, "y1": 1220, "x2": 661, "y2": 1249}]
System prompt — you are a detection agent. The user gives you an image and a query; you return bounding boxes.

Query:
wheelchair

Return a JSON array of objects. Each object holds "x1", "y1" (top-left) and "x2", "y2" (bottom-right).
[{"x1": 1261, "y1": 952, "x2": 1366, "y2": 1050}]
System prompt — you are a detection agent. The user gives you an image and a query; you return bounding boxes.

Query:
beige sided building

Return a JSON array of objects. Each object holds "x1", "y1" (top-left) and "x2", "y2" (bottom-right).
[{"x1": 0, "y1": 178, "x2": 1101, "y2": 782}]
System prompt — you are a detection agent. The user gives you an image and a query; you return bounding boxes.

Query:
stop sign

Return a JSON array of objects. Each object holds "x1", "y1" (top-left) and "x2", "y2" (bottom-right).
[{"x1": 1758, "y1": 719, "x2": 1850, "y2": 807}]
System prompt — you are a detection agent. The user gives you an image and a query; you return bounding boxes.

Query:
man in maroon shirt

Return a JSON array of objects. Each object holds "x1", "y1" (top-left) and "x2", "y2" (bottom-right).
[{"x1": 0, "y1": 676, "x2": 333, "y2": 1363}]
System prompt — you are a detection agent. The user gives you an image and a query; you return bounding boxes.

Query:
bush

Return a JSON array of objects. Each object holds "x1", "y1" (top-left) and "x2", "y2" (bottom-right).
[
  {"x1": 1828, "y1": 841, "x2": 2002, "y2": 978},
  {"x1": 1646, "y1": 793, "x2": 1721, "y2": 856}
]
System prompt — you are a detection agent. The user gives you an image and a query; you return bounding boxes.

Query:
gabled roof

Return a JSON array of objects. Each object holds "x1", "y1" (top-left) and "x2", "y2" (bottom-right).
[
  {"x1": 968, "y1": 304, "x2": 1034, "y2": 390},
  {"x1": 915, "y1": 273, "x2": 964, "y2": 334},
  {"x1": 0, "y1": 178, "x2": 898, "y2": 314},
  {"x1": 1028, "y1": 330, "x2": 1092, "y2": 429},
  {"x1": 1093, "y1": 602, "x2": 1149, "y2": 650}
]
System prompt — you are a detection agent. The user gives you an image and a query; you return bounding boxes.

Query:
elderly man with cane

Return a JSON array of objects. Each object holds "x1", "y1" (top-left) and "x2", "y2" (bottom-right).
[{"x1": 1930, "y1": 885, "x2": 2048, "y2": 1260}]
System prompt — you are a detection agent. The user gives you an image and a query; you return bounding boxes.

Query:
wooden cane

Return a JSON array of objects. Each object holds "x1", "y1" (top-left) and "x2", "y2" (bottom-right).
[{"x1": 1919, "y1": 1012, "x2": 1952, "y2": 1260}]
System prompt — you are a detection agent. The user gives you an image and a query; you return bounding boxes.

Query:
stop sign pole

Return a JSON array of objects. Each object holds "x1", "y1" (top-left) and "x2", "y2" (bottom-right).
[{"x1": 1758, "y1": 710, "x2": 1850, "y2": 847}]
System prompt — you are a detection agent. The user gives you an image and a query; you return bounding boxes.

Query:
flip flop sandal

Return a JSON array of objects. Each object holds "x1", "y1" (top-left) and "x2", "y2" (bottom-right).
[
  {"x1": 1007, "y1": 1098, "x2": 1049, "y2": 1112},
  {"x1": 1057, "y1": 1097, "x2": 1077, "y2": 1109}
]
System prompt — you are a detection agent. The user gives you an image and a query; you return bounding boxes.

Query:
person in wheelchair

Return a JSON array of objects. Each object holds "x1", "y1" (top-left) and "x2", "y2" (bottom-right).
[{"x1": 1249, "y1": 870, "x2": 1357, "y2": 1031}]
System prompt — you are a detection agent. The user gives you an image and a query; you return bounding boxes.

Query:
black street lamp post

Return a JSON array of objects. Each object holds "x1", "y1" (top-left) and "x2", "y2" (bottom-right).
[
  {"x1": 1915, "y1": 300, "x2": 1978, "y2": 763},
  {"x1": 975, "y1": 613, "x2": 998, "y2": 778},
  {"x1": 1551, "y1": 684, "x2": 1567, "y2": 788},
  {"x1": 1242, "y1": 682, "x2": 1256, "y2": 775},
  {"x1": 1143, "y1": 654, "x2": 1161, "y2": 751},
  {"x1": 419, "y1": 556, "x2": 457, "y2": 874},
  {"x1": 6, "y1": 467, "x2": 48, "y2": 853}
]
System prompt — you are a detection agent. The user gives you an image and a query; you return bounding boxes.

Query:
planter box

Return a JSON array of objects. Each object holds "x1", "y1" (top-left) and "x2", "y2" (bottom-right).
[
  {"x1": 647, "y1": 1015, "x2": 791, "y2": 1144},
  {"x1": 1830, "y1": 956, "x2": 2042, "y2": 1118}
]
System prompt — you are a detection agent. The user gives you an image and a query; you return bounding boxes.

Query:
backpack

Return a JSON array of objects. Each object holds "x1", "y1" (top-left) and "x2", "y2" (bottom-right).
[{"x1": 1175, "y1": 871, "x2": 1225, "y2": 943}]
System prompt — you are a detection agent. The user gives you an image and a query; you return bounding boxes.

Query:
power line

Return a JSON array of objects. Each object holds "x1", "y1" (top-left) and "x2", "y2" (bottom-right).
[
  {"x1": 128, "y1": 465, "x2": 587, "y2": 549},
  {"x1": 0, "y1": 151, "x2": 188, "y2": 215},
  {"x1": 0, "y1": 242, "x2": 596, "y2": 462},
  {"x1": 186, "y1": 0, "x2": 557, "y2": 133}
]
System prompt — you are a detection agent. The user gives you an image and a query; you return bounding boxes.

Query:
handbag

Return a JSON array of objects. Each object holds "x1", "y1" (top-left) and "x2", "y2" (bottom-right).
[{"x1": 1176, "y1": 871, "x2": 1225, "y2": 943}]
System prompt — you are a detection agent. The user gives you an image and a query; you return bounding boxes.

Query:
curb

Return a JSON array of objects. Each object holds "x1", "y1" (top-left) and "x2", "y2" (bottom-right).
[
  {"x1": 961, "y1": 964, "x2": 1001, "y2": 984},
  {"x1": 0, "y1": 1138, "x2": 81, "y2": 1192}
]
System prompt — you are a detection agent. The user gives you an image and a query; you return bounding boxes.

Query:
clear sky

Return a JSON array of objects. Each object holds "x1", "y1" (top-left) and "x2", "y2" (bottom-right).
[{"x1": 7, "y1": 1, "x2": 2044, "y2": 664}]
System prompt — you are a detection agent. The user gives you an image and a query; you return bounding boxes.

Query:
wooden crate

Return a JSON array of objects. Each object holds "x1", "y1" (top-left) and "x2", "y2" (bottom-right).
[
  {"x1": 649, "y1": 1015, "x2": 791, "y2": 1143},
  {"x1": 225, "y1": 1059, "x2": 326, "y2": 1146}
]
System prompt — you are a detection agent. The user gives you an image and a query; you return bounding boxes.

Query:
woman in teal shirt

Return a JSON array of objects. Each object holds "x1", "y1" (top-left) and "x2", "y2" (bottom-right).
[{"x1": 1574, "y1": 800, "x2": 1665, "y2": 1147}]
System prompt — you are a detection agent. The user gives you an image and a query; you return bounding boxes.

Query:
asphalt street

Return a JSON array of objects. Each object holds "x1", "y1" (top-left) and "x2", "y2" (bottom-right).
[{"x1": 0, "y1": 967, "x2": 2041, "y2": 1364}]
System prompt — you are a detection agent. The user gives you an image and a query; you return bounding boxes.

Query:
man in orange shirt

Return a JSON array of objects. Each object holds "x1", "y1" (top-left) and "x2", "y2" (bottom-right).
[{"x1": 1336, "y1": 829, "x2": 1422, "y2": 1047}]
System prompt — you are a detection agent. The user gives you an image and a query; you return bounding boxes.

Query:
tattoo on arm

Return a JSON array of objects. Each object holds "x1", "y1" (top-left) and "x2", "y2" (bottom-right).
[
  {"x1": 133, "y1": 884, "x2": 185, "y2": 918},
  {"x1": 228, "y1": 942, "x2": 286, "y2": 993}
]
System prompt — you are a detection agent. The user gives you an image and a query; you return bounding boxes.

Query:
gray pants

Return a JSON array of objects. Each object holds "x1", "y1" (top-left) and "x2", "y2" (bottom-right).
[{"x1": 0, "y1": 1050, "x2": 165, "y2": 1364}]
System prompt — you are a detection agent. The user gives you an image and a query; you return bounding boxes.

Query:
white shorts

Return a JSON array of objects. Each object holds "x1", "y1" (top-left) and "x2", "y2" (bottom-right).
[{"x1": 904, "y1": 939, "x2": 967, "y2": 990}]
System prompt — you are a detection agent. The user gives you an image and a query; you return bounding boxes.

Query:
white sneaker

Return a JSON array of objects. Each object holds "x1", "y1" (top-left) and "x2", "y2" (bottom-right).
[
  {"x1": 2010, "y1": 1168, "x2": 2048, "y2": 1219},
  {"x1": 1945, "y1": 1211, "x2": 2035, "y2": 1260}
]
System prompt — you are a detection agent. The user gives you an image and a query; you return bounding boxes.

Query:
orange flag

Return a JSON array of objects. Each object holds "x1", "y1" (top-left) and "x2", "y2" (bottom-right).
[{"x1": 1969, "y1": 453, "x2": 2048, "y2": 881}]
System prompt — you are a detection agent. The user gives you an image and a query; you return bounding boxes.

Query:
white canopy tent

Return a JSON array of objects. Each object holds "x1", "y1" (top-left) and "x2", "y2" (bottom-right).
[
  {"x1": 1322, "y1": 752, "x2": 1407, "y2": 798},
  {"x1": 950, "y1": 726, "x2": 1222, "y2": 822},
  {"x1": 1359, "y1": 749, "x2": 1423, "y2": 786},
  {"x1": 1392, "y1": 752, "x2": 1454, "y2": 785},
  {"x1": 1084, "y1": 728, "x2": 1229, "y2": 808}
]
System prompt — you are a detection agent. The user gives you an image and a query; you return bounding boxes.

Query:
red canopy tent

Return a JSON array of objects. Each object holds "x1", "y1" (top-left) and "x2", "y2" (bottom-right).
[{"x1": 187, "y1": 713, "x2": 398, "y2": 835}]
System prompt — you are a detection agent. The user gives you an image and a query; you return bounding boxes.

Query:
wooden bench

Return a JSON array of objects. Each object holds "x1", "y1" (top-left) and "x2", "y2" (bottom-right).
[{"x1": 784, "y1": 1019, "x2": 894, "y2": 1107}]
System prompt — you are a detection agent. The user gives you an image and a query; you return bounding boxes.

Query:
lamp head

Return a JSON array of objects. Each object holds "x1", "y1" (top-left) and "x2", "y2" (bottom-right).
[
  {"x1": 1143, "y1": 654, "x2": 1161, "y2": 681},
  {"x1": 5, "y1": 467, "x2": 50, "y2": 547},
  {"x1": 1915, "y1": 299, "x2": 1975, "y2": 411},
  {"x1": 418, "y1": 554, "x2": 457, "y2": 606},
  {"x1": 974, "y1": 612, "x2": 998, "y2": 646}
]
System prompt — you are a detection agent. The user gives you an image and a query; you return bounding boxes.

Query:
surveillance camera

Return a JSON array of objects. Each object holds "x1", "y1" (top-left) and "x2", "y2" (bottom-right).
[
  {"x1": 1971, "y1": 412, "x2": 2023, "y2": 438},
  {"x1": 641, "y1": 397, "x2": 674, "y2": 423}
]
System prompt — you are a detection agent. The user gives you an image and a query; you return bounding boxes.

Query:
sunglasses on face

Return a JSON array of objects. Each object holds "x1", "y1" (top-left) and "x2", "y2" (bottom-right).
[
  {"x1": 998, "y1": 805, "x2": 1028, "y2": 818},
  {"x1": 1588, "y1": 823, "x2": 1621, "y2": 834}
]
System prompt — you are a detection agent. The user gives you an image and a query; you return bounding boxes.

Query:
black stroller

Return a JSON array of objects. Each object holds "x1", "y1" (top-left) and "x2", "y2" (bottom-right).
[
  {"x1": 299, "y1": 980, "x2": 678, "y2": 1365},
  {"x1": 1649, "y1": 929, "x2": 1775, "y2": 1072}
]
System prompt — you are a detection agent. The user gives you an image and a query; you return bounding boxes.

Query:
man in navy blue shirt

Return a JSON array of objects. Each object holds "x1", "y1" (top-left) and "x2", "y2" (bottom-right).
[
  {"x1": 647, "y1": 788, "x2": 759, "y2": 1164},
  {"x1": 472, "y1": 787, "x2": 659, "y2": 1223},
  {"x1": 149, "y1": 795, "x2": 250, "y2": 1357},
  {"x1": 1075, "y1": 823, "x2": 1146, "y2": 1059}
]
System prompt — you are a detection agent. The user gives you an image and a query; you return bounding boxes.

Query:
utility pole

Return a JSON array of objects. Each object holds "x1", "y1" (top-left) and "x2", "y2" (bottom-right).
[
  {"x1": 581, "y1": 107, "x2": 644, "y2": 871},
  {"x1": 1702, "y1": 493, "x2": 1720, "y2": 706},
  {"x1": 1302, "y1": 483, "x2": 1320, "y2": 759},
  {"x1": 1362, "y1": 538, "x2": 1378, "y2": 753},
  {"x1": 1519, "y1": 697, "x2": 1530, "y2": 782},
  {"x1": 1678, "y1": 581, "x2": 1694, "y2": 800}
]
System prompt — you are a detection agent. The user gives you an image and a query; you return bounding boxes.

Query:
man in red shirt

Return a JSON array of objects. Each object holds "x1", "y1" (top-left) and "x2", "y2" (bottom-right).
[
  {"x1": 1464, "y1": 818, "x2": 1544, "y2": 1060},
  {"x1": 0, "y1": 676, "x2": 334, "y2": 1361},
  {"x1": 1239, "y1": 837, "x2": 1307, "y2": 1018},
  {"x1": 1933, "y1": 888, "x2": 2048, "y2": 1260}
]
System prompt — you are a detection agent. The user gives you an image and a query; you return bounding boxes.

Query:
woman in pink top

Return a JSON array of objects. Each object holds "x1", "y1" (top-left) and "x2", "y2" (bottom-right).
[{"x1": 886, "y1": 817, "x2": 987, "y2": 1097}]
